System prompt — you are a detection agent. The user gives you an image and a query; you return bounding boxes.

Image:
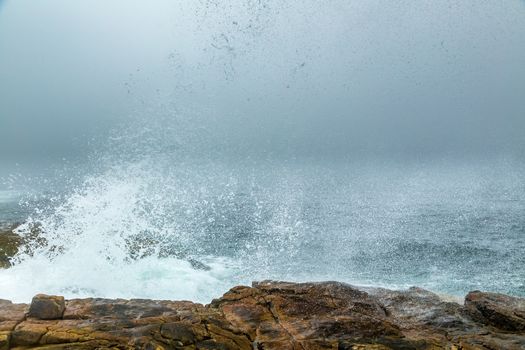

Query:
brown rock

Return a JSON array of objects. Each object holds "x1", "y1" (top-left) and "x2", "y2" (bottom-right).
[
  {"x1": 0, "y1": 282, "x2": 524, "y2": 349},
  {"x1": 465, "y1": 290, "x2": 525, "y2": 332},
  {"x1": 0, "y1": 299, "x2": 27, "y2": 332},
  {"x1": 0, "y1": 228, "x2": 21, "y2": 269},
  {"x1": 0, "y1": 332, "x2": 10, "y2": 350},
  {"x1": 366, "y1": 286, "x2": 471, "y2": 331},
  {"x1": 28, "y1": 294, "x2": 66, "y2": 320},
  {"x1": 0, "y1": 223, "x2": 49, "y2": 269},
  {"x1": 159, "y1": 322, "x2": 195, "y2": 345}
]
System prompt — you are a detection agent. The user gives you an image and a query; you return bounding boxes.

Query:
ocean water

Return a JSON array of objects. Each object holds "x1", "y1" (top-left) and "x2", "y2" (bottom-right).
[
  {"x1": 1, "y1": 0, "x2": 524, "y2": 303},
  {"x1": 1, "y1": 157, "x2": 524, "y2": 303},
  {"x1": 0, "y1": 190, "x2": 26, "y2": 228}
]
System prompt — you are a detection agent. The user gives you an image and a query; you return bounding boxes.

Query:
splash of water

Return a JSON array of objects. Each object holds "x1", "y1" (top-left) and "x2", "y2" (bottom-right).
[
  {"x1": 2, "y1": 140, "x2": 310, "y2": 303},
  {"x1": 3, "y1": 145, "x2": 525, "y2": 302}
]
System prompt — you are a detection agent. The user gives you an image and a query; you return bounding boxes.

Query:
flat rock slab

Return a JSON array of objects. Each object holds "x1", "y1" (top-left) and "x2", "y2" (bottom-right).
[{"x1": 0, "y1": 281, "x2": 524, "y2": 349}]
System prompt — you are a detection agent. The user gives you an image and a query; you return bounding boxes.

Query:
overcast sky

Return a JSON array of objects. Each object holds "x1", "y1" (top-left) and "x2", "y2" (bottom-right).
[{"x1": 1, "y1": 0, "x2": 524, "y2": 163}]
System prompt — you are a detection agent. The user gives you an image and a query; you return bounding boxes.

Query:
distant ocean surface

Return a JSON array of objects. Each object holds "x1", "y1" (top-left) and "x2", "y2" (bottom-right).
[
  {"x1": 0, "y1": 190, "x2": 26, "y2": 228},
  {"x1": 1, "y1": 159, "x2": 524, "y2": 303}
]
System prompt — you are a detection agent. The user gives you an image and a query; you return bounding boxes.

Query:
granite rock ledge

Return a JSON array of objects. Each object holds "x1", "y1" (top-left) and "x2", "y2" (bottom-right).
[{"x1": 0, "y1": 281, "x2": 524, "y2": 350}]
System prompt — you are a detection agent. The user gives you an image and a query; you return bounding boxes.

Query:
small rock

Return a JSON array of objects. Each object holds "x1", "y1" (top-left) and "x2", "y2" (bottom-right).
[{"x1": 28, "y1": 294, "x2": 65, "y2": 320}]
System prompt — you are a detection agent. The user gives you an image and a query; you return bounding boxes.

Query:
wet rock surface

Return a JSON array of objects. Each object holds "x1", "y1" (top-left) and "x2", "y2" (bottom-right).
[
  {"x1": 465, "y1": 291, "x2": 525, "y2": 332},
  {"x1": 0, "y1": 226, "x2": 20, "y2": 268},
  {"x1": 0, "y1": 281, "x2": 524, "y2": 349}
]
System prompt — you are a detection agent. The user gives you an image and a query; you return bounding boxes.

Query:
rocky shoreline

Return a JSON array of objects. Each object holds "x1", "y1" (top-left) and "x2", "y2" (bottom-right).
[
  {"x1": 0, "y1": 225, "x2": 20, "y2": 269},
  {"x1": 0, "y1": 281, "x2": 524, "y2": 350}
]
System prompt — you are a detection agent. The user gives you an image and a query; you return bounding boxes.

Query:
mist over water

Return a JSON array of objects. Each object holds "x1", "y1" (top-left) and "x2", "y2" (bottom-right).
[
  {"x1": 2, "y1": 0, "x2": 525, "y2": 161},
  {"x1": 0, "y1": 0, "x2": 524, "y2": 302}
]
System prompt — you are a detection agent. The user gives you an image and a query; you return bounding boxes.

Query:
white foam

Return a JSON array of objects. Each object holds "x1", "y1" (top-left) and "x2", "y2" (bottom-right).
[
  {"x1": 0, "y1": 253, "x2": 239, "y2": 303},
  {"x1": 1, "y1": 161, "x2": 252, "y2": 303}
]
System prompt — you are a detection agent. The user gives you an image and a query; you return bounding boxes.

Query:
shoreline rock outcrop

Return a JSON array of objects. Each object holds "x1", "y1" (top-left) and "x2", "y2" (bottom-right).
[
  {"x1": 0, "y1": 226, "x2": 20, "y2": 268},
  {"x1": 0, "y1": 281, "x2": 524, "y2": 349}
]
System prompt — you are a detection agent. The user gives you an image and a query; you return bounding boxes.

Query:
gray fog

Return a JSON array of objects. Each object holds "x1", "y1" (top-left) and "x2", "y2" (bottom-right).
[{"x1": 1, "y1": 0, "x2": 524, "y2": 163}]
